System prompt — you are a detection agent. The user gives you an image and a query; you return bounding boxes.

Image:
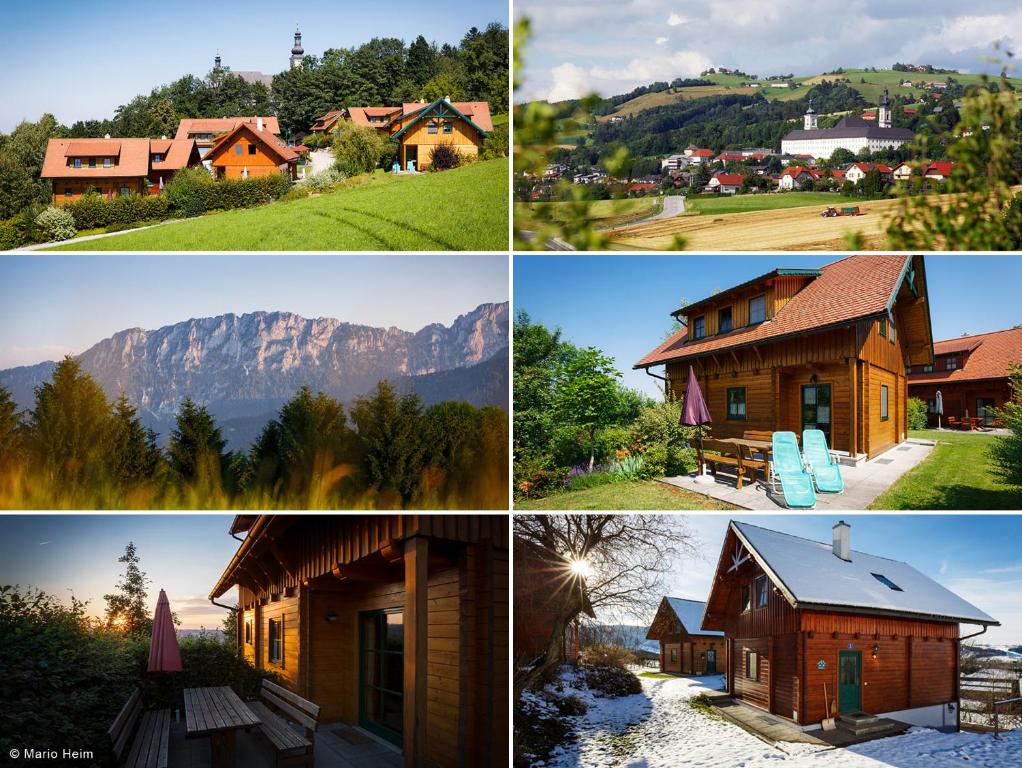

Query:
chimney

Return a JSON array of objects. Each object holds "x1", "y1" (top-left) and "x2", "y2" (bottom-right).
[
  {"x1": 104, "y1": 133, "x2": 111, "y2": 139},
  {"x1": 832, "y1": 521, "x2": 851, "y2": 561},
  {"x1": 257, "y1": 117, "x2": 264, "y2": 132}
]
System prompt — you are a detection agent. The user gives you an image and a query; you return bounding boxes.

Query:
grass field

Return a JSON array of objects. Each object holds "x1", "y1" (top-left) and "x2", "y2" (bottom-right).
[
  {"x1": 608, "y1": 193, "x2": 902, "y2": 250},
  {"x1": 514, "y1": 480, "x2": 737, "y2": 510},
  {"x1": 49, "y1": 158, "x2": 509, "y2": 251},
  {"x1": 685, "y1": 192, "x2": 840, "y2": 215},
  {"x1": 869, "y1": 430, "x2": 1021, "y2": 510},
  {"x1": 515, "y1": 197, "x2": 661, "y2": 230}
]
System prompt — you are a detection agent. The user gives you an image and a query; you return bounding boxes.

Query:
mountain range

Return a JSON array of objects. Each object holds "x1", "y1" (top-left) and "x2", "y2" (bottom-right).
[{"x1": 0, "y1": 302, "x2": 508, "y2": 449}]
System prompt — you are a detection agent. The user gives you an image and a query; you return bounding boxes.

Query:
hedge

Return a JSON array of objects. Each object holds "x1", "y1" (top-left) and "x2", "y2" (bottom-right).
[
  {"x1": 67, "y1": 193, "x2": 170, "y2": 231},
  {"x1": 165, "y1": 168, "x2": 292, "y2": 216}
]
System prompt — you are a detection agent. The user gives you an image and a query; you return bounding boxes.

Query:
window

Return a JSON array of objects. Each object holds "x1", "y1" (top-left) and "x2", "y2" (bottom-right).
[
  {"x1": 73, "y1": 158, "x2": 82, "y2": 168},
  {"x1": 906, "y1": 366, "x2": 913, "y2": 374},
  {"x1": 945, "y1": 357, "x2": 958, "y2": 370},
  {"x1": 741, "y1": 584, "x2": 751, "y2": 613},
  {"x1": 119, "y1": 186, "x2": 130, "y2": 196},
  {"x1": 880, "y1": 384, "x2": 889, "y2": 421},
  {"x1": 248, "y1": 144, "x2": 257, "y2": 155},
  {"x1": 244, "y1": 620, "x2": 253, "y2": 645},
  {"x1": 443, "y1": 121, "x2": 453, "y2": 134},
  {"x1": 746, "y1": 650, "x2": 758, "y2": 680},
  {"x1": 153, "y1": 153, "x2": 162, "y2": 162},
  {"x1": 922, "y1": 364, "x2": 933, "y2": 373},
  {"x1": 727, "y1": 387, "x2": 746, "y2": 420},
  {"x1": 755, "y1": 574, "x2": 768, "y2": 609},
  {"x1": 871, "y1": 573, "x2": 903, "y2": 591},
  {"x1": 64, "y1": 188, "x2": 72, "y2": 197},
  {"x1": 692, "y1": 316, "x2": 705, "y2": 339},
  {"x1": 748, "y1": 295, "x2": 766, "y2": 325},
  {"x1": 103, "y1": 157, "x2": 112, "y2": 168},
  {"x1": 234, "y1": 144, "x2": 244, "y2": 156},
  {"x1": 879, "y1": 317, "x2": 887, "y2": 338},
  {"x1": 427, "y1": 121, "x2": 438, "y2": 135},
  {"x1": 268, "y1": 617, "x2": 283, "y2": 664},
  {"x1": 718, "y1": 306, "x2": 733, "y2": 333},
  {"x1": 88, "y1": 157, "x2": 96, "y2": 168},
  {"x1": 670, "y1": 647, "x2": 678, "y2": 662}
]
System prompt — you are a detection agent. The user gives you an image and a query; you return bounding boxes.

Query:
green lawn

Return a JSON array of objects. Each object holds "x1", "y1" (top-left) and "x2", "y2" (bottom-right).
[
  {"x1": 639, "y1": 672, "x2": 677, "y2": 679},
  {"x1": 515, "y1": 197, "x2": 661, "y2": 230},
  {"x1": 870, "y1": 430, "x2": 1022, "y2": 510},
  {"x1": 49, "y1": 158, "x2": 508, "y2": 251},
  {"x1": 686, "y1": 192, "x2": 840, "y2": 215},
  {"x1": 515, "y1": 480, "x2": 737, "y2": 510}
]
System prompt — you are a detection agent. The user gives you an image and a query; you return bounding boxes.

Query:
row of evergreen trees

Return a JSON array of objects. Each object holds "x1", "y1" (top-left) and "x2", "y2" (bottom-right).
[{"x1": 0, "y1": 358, "x2": 508, "y2": 509}]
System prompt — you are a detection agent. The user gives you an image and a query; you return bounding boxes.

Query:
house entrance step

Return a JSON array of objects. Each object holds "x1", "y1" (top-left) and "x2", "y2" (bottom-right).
[{"x1": 836, "y1": 712, "x2": 903, "y2": 737}]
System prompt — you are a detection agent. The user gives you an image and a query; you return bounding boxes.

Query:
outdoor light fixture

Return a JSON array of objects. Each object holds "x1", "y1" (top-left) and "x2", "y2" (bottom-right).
[
  {"x1": 810, "y1": 374, "x2": 818, "y2": 384},
  {"x1": 325, "y1": 611, "x2": 338, "y2": 623},
  {"x1": 872, "y1": 643, "x2": 879, "y2": 659}
]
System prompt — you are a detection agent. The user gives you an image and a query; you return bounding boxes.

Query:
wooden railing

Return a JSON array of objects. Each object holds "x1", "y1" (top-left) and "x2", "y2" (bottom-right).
[{"x1": 994, "y1": 696, "x2": 1022, "y2": 740}]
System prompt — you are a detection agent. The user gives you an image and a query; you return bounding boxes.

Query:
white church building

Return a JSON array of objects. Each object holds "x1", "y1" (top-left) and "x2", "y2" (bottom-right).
[{"x1": 781, "y1": 90, "x2": 914, "y2": 159}]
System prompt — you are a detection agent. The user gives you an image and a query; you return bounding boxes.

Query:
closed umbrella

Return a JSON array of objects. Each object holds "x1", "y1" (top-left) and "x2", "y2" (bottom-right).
[
  {"x1": 148, "y1": 589, "x2": 183, "y2": 673},
  {"x1": 680, "y1": 366, "x2": 714, "y2": 484},
  {"x1": 935, "y1": 390, "x2": 944, "y2": 430}
]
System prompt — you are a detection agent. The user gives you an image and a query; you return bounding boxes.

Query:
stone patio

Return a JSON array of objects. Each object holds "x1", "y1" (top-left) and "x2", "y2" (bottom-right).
[
  {"x1": 168, "y1": 716, "x2": 402, "y2": 768},
  {"x1": 659, "y1": 439, "x2": 935, "y2": 510}
]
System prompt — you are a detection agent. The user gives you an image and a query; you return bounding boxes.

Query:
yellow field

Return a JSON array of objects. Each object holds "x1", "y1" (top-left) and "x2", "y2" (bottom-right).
[{"x1": 607, "y1": 197, "x2": 903, "y2": 250}]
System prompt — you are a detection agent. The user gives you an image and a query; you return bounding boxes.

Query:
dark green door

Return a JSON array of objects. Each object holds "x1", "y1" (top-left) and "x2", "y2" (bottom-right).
[
  {"x1": 838, "y1": 651, "x2": 861, "y2": 713},
  {"x1": 802, "y1": 383, "x2": 833, "y2": 444},
  {"x1": 705, "y1": 648, "x2": 717, "y2": 674},
  {"x1": 360, "y1": 609, "x2": 404, "y2": 746}
]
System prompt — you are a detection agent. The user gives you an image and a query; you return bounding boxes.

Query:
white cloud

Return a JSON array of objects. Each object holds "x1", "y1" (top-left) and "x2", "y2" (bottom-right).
[
  {"x1": 667, "y1": 12, "x2": 685, "y2": 26},
  {"x1": 545, "y1": 62, "x2": 593, "y2": 102},
  {"x1": 591, "y1": 49, "x2": 714, "y2": 84},
  {"x1": 656, "y1": 36, "x2": 669, "y2": 45}
]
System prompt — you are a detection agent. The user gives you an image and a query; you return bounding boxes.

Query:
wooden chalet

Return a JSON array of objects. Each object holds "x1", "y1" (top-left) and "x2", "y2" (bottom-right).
[
  {"x1": 310, "y1": 107, "x2": 404, "y2": 136},
  {"x1": 646, "y1": 597, "x2": 725, "y2": 675},
  {"x1": 635, "y1": 255, "x2": 934, "y2": 460},
  {"x1": 703, "y1": 520, "x2": 998, "y2": 731},
  {"x1": 209, "y1": 514, "x2": 508, "y2": 767},
  {"x1": 40, "y1": 137, "x2": 201, "y2": 204},
  {"x1": 908, "y1": 326, "x2": 1022, "y2": 427},
  {"x1": 203, "y1": 120, "x2": 299, "y2": 180},
  {"x1": 175, "y1": 116, "x2": 281, "y2": 158}
]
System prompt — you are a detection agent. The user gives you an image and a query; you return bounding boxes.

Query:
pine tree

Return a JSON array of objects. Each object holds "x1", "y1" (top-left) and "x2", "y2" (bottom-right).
[
  {"x1": 109, "y1": 394, "x2": 163, "y2": 486},
  {"x1": 351, "y1": 381, "x2": 426, "y2": 505},
  {"x1": 103, "y1": 542, "x2": 151, "y2": 636},
  {"x1": 406, "y1": 35, "x2": 438, "y2": 88},
  {"x1": 0, "y1": 385, "x2": 22, "y2": 466},
  {"x1": 167, "y1": 397, "x2": 227, "y2": 484}
]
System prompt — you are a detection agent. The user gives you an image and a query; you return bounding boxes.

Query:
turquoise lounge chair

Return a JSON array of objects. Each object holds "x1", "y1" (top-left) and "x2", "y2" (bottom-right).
[
  {"x1": 802, "y1": 429, "x2": 844, "y2": 493},
  {"x1": 771, "y1": 431, "x2": 816, "y2": 508}
]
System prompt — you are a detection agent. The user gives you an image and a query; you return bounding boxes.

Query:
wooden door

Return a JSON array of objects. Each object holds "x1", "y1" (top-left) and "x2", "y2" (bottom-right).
[
  {"x1": 706, "y1": 648, "x2": 717, "y2": 674},
  {"x1": 838, "y1": 651, "x2": 861, "y2": 713}
]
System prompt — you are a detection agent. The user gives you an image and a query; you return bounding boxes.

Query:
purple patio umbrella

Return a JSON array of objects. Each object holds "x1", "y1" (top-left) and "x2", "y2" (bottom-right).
[
  {"x1": 680, "y1": 366, "x2": 714, "y2": 483},
  {"x1": 148, "y1": 589, "x2": 183, "y2": 673}
]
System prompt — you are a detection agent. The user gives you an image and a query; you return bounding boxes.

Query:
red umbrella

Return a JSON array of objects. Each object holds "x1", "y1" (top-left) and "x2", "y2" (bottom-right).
[
  {"x1": 148, "y1": 589, "x2": 183, "y2": 673},
  {"x1": 680, "y1": 366, "x2": 714, "y2": 483}
]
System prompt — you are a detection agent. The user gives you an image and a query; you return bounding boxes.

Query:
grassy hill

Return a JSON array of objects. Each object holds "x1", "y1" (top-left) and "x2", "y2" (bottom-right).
[{"x1": 49, "y1": 158, "x2": 508, "y2": 251}]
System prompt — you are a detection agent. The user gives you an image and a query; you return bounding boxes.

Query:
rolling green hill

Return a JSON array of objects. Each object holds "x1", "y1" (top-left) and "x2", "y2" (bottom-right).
[{"x1": 48, "y1": 158, "x2": 509, "y2": 251}]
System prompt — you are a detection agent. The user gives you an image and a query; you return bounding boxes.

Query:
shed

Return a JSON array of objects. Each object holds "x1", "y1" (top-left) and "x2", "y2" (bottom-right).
[{"x1": 646, "y1": 597, "x2": 725, "y2": 675}]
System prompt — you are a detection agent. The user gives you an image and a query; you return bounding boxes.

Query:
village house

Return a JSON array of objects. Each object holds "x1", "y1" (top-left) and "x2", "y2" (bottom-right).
[
  {"x1": 646, "y1": 597, "x2": 725, "y2": 675},
  {"x1": 662, "y1": 153, "x2": 691, "y2": 171},
  {"x1": 202, "y1": 119, "x2": 299, "y2": 180},
  {"x1": 891, "y1": 162, "x2": 914, "y2": 182},
  {"x1": 781, "y1": 90, "x2": 914, "y2": 159},
  {"x1": 209, "y1": 514, "x2": 508, "y2": 768},
  {"x1": 684, "y1": 146, "x2": 715, "y2": 165},
  {"x1": 40, "y1": 137, "x2": 202, "y2": 204},
  {"x1": 777, "y1": 166, "x2": 818, "y2": 190},
  {"x1": 708, "y1": 172, "x2": 744, "y2": 194},
  {"x1": 922, "y1": 161, "x2": 958, "y2": 183},
  {"x1": 175, "y1": 116, "x2": 281, "y2": 158},
  {"x1": 844, "y1": 162, "x2": 893, "y2": 185},
  {"x1": 634, "y1": 255, "x2": 934, "y2": 460},
  {"x1": 907, "y1": 326, "x2": 1022, "y2": 427},
  {"x1": 703, "y1": 520, "x2": 997, "y2": 732}
]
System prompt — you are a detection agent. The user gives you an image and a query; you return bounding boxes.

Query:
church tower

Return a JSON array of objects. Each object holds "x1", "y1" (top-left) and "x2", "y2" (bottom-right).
[
  {"x1": 214, "y1": 51, "x2": 222, "y2": 71},
  {"x1": 803, "y1": 100, "x2": 818, "y2": 131},
  {"x1": 290, "y1": 27, "x2": 305, "y2": 70},
  {"x1": 878, "y1": 88, "x2": 892, "y2": 128}
]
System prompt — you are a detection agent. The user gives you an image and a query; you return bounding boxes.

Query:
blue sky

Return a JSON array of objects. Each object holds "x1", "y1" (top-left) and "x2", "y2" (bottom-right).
[
  {"x1": 0, "y1": 0, "x2": 506, "y2": 133},
  {"x1": 0, "y1": 515, "x2": 238, "y2": 628},
  {"x1": 514, "y1": 255, "x2": 1022, "y2": 398},
  {"x1": 0, "y1": 254, "x2": 508, "y2": 369},
  {"x1": 649, "y1": 515, "x2": 1022, "y2": 646},
  {"x1": 517, "y1": 0, "x2": 1020, "y2": 102}
]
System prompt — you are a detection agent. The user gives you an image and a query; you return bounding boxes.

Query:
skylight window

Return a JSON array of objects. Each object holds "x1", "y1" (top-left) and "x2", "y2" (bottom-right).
[{"x1": 871, "y1": 573, "x2": 903, "y2": 591}]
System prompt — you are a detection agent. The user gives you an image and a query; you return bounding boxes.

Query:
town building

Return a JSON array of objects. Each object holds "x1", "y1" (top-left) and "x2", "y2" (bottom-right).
[
  {"x1": 202, "y1": 119, "x2": 299, "y2": 180},
  {"x1": 646, "y1": 597, "x2": 725, "y2": 675},
  {"x1": 708, "y1": 172, "x2": 743, "y2": 194},
  {"x1": 781, "y1": 90, "x2": 914, "y2": 159}
]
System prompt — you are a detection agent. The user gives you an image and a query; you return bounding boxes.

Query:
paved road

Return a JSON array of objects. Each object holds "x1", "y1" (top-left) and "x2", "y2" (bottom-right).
[{"x1": 601, "y1": 194, "x2": 685, "y2": 231}]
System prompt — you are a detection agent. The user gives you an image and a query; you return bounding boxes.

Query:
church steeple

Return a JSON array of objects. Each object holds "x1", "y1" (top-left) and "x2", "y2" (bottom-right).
[
  {"x1": 803, "y1": 99, "x2": 818, "y2": 131},
  {"x1": 290, "y1": 26, "x2": 305, "y2": 69},
  {"x1": 214, "y1": 50, "x2": 222, "y2": 70},
  {"x1": 878, "y1": 88, "x2": 892, "y2": 128}
]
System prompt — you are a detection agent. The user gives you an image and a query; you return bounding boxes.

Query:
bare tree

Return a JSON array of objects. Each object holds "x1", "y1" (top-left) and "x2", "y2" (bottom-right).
[{"x1": 513, "y1": 514, "x2": 694, "y2": 697}]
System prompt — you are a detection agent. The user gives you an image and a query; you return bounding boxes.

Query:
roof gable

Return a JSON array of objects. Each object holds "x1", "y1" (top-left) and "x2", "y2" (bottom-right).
[
  {"x1": 909, "y1": 326, "x2": 1022, "y2": 384},
  {"x1": 41, "y1": 138, "x2": 152, "y2": 178},
  {"x1": 174, "y1": 116, "x2": 280, "y2": 141},
  {"x1": 391, "y1": 99, "x2": 491, "y2": 139},
  {"x1": 203, "y1": 122, "x2": 298, "y2": 165},
  {"x1": 646, "y1": 596, "x2": 724, "y2": 639}
]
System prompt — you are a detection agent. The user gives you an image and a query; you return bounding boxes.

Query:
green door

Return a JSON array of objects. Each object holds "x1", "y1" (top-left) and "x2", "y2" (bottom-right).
[
  {"x1": 705, "y1": 648, "x2": 717, "y2": 674},
  {"x1": 360, "y1": 609, "x2": 404, "y2": 746},
  {"x1": 838, "y1": 651, "x2": 862, "y2": 713},
  {"x1": 802, "y1": 384, "x2": 833, "y2": 445}
]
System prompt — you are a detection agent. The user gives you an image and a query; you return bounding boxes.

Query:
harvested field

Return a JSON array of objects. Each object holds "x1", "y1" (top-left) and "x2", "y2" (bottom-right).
[{"x1": 606, "y1": 196, "x2": 905, "y2": 250}]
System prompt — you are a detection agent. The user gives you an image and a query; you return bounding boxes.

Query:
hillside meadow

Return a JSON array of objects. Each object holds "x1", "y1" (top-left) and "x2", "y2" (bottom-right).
[{"x1": 47, "y1": 158, "x2": 509, "y2": 251}]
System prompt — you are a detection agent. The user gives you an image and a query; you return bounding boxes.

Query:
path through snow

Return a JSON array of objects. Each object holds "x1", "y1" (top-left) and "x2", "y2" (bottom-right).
[{"x1": 541, "y1": 671, "x2": 1022, "y2": 768}]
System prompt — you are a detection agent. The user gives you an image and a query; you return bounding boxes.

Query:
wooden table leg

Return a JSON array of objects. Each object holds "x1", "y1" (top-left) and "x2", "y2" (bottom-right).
[{"x1": 209, "y1": 729, "x2": 237, "y2": 768}]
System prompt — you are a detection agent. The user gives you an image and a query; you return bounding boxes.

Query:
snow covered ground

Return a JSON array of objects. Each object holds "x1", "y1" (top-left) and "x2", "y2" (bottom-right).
[{"x1": 532, "y1": 669, "x2": 1022, "y2": 768}]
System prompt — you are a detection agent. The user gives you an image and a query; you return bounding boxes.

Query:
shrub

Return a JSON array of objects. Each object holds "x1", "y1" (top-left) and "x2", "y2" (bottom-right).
[
  {"x1": 579, "y1": 644, "x2": 637, "y2": 669},
  {"x1": 990, "y1": 364, "x2": 1022, "y2": 487},
  {"x1": 0, "y1": 212, "x2": 31, "y2": 250},
  {"x1": 301, "y1": 132, "x2": 332, "y2": 150},
  {"x1": 164, "y1": 169, "x2": 292, "y2": 217},
  {"x1": 296, "y1": 165, "x2": 347, "y2": 191},
  {"x1": 332, "y1": 123, "x2": 389, "y2": 176},
  {"x1": 34, "y1": 205, "x2": 76, "y2": 241},
  {"x1": 551, "y1": 693, "x2": 588, "y2": 716},
  {"x1": 514, "y1": 693, "x2": 574, "y2": 768},
  {"x1": 581, "y1": 664, "x2": 642, "y2": 697},
  {"x1": 67, "y1": 192, "x2": 170, "y2": 230},
  {"x1": 164, "y1": 166, "x2": 213, "y2": 217},
  {"x1": 481, "y1": 123, "x2": 509, "y2": 159},
  {"x1": 280, "y1": 188, "x2": 311, "y2": 203},
  {"x1": 610, "y1": 454, "x2": 644, "y2": 478},
  {"x1": 907, "y1": 397, "x2": 929, "y2": 431},
  {"x1": 429, "y1": 142, "x2": 462, "y2": 171},
  {"x1": 514, "y1": 453, "x2": 566, "y2": 500}
]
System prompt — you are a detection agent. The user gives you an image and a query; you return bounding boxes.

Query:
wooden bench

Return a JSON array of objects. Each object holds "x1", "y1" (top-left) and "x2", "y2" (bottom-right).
[
  {"x1": 696, "y1": 439, "x2": 750, "y2": 489},
  {"x1": 249, "y1": 680, "x2": 320, "y2": 768},
  {"x1": 108, "y1": 689, "x2": 171, "y2": 768}
]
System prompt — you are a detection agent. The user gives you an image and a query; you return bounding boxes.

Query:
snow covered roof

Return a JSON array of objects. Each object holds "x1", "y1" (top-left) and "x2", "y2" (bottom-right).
[
  {"x1": 646, "y1": 597, "x2": 725, "y2": 640},
  {"x1": 730, "y1": 521, "x2": 998, "y2": 626}
]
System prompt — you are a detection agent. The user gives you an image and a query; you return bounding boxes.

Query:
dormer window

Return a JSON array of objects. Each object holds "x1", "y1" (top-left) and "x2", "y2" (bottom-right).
[
  {"x1": 871, "y1": 573, "x2": 903, "y2": 591},
  {"x1": 946, "y1": 357, "x2": 958, "y2": 370},
  {"x1": 88, "y1": 157, "x2": 97, "y2": 168},
  {"x1": 153, "y1": 153, "x2": 162, "y2": 162},
  {"x1": 749, "y1": 295, "x2": 766, "y2": 325},
  {"x1": 73, "y1": 158, "x2": 82, "y2": 168},
  {"x1": 718, "y1": 306, "x2": 733, "y2": 333},
  {"x1": 922, "y1": 364, "x2": 933, "y2": 373},
  {"x1": 692, "y1": 316, "x2": 705, "y2": 339},
  {"x1": 103, "y1": 158, "x2": 112, "y2": 168}
]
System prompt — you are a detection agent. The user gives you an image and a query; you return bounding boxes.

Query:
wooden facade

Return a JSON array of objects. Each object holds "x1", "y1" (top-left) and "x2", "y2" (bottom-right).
[
  {"x1": 639, "y1": 256, "x2": 933, "y2": 460},
  {"x1": 646, "y1": 597, "x2": 726, "y2": 676},
  {"x1": 204, "y1": 123, "x2": 298, "y2": 180},
  {"x1": 212, "y1": 515, "x2": 508, "y2": 768},
  {"x1": 389, "y1": 100, "x2": 491, "y2": 171},
  {"x1": 703, "y1": 522, "x2": 996, "y2": 729}
]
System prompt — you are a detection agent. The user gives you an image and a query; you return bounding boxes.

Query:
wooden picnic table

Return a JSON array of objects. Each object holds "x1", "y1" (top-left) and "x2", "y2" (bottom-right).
[
  {"x1": 183, "y1": 686, "x2": 261, "y2": 768},
  {"x1": 718, "y1": 437, "x2": 772, "y2": 453}
]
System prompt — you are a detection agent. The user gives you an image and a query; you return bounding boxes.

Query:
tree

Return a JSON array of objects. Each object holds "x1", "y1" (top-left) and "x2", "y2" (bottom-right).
[
  {"x1": 861, "y1": 167, "x2": 885, "y2": 197},
  {"x1": 990, "y1": 363, "x2": 1022, "y2": 488},
  {"x1": 103, "y1": 542, "x2": 151, "y2": 636},
  {"x1": 513, "y1": 312, "x2": 566, "y2": 462},
  {"x1": 553, "y1": 347, "x2": 622, "y2": 470},
  {"x1": 406, "y1": 35, "x2": 439, "y2": 88},
  {"x1": 513, "y1": 514, "x2": 694, "y2": 696},
  {"x1": 350, "y1": 381, "x2": 426, "y2": 505},
  {"x1": 332, "y1": 122, "x2": 389, "y2": 176},
  {"x1": 421, "y1": 73, "x2": 463, "y2": 103},
  {"x1": 109, "y1": 394, "x2": 163, "y2": 487},
  {"x1": 167, "y1": 397, "x2": 228, "y2": 485},
  {"x1": 0, "y1": 385, "x2": 21, "y2": 466},
  {"x1": 221, "y1": 606, "x2": 239, "y2": 647}
]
